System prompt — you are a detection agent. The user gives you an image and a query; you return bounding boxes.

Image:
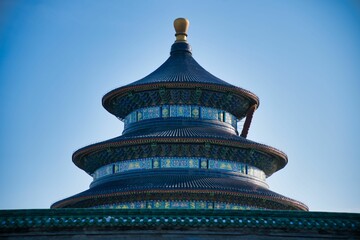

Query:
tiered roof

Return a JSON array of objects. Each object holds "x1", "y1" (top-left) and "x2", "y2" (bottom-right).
[{"x1": 52, "y1": 18, "x2": 307, "y2": 211}]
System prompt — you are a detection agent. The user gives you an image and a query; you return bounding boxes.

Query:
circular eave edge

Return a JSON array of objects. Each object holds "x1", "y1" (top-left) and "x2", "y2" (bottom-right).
[
  {"x1": 51, "y1": 189, "x2": 308, "y2": 211},
  {"x1": 72, "y1": 137, "x2": 288, "y2": 176},
  {"x1": 102, "y1": 82, "x2": 260, "y2": 119}
]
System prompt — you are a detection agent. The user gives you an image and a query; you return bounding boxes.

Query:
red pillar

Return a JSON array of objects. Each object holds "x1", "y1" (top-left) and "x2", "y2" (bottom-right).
[{"x1": 240, "y1": 104, "x2": 257, "y2": 138}]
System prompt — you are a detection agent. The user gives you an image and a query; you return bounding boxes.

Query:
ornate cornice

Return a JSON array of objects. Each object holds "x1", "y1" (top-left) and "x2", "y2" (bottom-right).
[
  {"x1": 102, "y1": 83, "x2": 259, "y2": 120},
  {"x1": 72, "y1": 137, "x2": 287, "y2": 176},
  {"x1": 2, "y1": 209, "x2": 359, "y2": 236},
  {"x1": 51, "y1": 189, "x2": 308, "y2": 211}
]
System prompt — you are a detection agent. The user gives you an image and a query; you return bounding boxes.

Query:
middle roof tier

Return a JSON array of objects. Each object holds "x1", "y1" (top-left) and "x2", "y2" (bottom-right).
[{"x1": 72, "y1": 120, "x2": 287, "y2": 178}]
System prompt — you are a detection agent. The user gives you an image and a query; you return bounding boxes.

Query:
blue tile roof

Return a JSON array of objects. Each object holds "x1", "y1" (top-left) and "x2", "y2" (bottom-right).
[
  {"x1": 126, "y1": 42, "x2": 233, "y2": 87},
  {"x1": 51, "y1": 169, "x2": 307, "y2": 210}
]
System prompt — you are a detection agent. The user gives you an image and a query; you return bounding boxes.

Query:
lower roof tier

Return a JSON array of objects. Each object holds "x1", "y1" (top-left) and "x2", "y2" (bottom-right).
[
  {"x1": 73, "y1": 121, "x2": 287, "y2": 177},
  {"x1": 51, "y1": 169, "x2": 308, "y2": 211}
]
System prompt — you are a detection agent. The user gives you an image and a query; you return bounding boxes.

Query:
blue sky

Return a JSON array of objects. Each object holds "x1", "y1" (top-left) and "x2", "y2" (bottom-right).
[{"x1": 0, "y1": 0, "x2": 359, "y2": 212}]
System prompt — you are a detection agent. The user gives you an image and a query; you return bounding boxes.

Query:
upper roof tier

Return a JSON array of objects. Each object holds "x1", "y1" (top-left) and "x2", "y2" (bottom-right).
[
  {"x1": 127, "y1": 42, "x2": 233, "y2": 87},
  {"x1": 102, "y1": 19, "x2": 259, "y2": 120}
]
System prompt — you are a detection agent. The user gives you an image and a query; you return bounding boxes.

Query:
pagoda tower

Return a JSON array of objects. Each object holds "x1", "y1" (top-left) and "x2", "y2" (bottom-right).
[{"x1": 52, "y1": 18, "x2": 308, "y2": 211}]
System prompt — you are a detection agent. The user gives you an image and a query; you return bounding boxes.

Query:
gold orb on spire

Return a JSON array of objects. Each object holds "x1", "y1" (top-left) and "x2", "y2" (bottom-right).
[{"x1": 174, "y1": 18, "x2": 189, "y2": 42}]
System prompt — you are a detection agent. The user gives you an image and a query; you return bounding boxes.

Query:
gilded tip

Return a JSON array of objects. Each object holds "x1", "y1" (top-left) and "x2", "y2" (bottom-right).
[{"x1": 174, "y1": 18, "x2": 189, "y2": 42}]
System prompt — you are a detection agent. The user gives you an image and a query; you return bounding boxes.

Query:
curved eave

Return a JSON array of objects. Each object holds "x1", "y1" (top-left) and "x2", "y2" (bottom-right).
[
  {"x1": 51, "y1": 189, "x2": 307, "y2": 211},
  {"x1": 72, "y1": 136, "x2": 287, "y2": 175},
  {"x1": 102, "y1": 82, "x2": 260, "y2": 119}
]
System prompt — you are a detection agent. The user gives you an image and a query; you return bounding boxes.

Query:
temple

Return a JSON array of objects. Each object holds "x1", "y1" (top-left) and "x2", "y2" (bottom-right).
[
  {"x1": 1, "y1": 18, "x2": 359, "y2": 239},
  {"x1": 52, "y1": 18, "x2": 307, "y2": 211}
]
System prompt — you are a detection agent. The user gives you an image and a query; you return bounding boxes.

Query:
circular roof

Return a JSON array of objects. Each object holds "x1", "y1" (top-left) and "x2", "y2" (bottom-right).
[
  {"x1": 127, "y1": 42, "x2": 234, "y2": 87},
  {"x1": 72, "y1": 122, "x2": 287, "y2": 176},
  {"x1": 51, "y1": 169, "x2": 307, "y2": 211},
  {"x1": 102, "y1": 41, "x2": 259, "y2": 119}
]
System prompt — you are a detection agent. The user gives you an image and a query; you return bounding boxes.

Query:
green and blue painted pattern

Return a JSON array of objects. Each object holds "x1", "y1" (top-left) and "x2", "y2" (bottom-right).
[
  {"x1": 124, "y1": 105, "x2": 237, "y2": 128},
  {"x1": 92, "y1": 157, "x2": 266, "y2": 181},
  {"x1": 94, "y1": 201, "x2": 258, "y2": 210}
]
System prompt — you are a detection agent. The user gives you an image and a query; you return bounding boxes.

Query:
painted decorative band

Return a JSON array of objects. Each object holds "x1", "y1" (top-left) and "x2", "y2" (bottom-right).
[
  {"x1": 94, "y1": 200, "x2": 262, "y2": 210},
  {"x1": 123, "y1": 105, "x2": 237, "y2": 129},
  {"x1": 93, "y1": 157, "x2": 266, "y2": 181}
]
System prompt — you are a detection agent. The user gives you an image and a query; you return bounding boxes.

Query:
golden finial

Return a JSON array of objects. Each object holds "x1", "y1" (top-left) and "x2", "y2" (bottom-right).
[{"x1": 174, "y1": 18, "x2": 189, "y2": 42}]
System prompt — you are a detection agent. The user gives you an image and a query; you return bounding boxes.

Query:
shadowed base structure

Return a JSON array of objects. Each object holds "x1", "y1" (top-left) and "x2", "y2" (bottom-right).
[{"x1": 0, "y1": 209, "x2": 359, "y2": 239}]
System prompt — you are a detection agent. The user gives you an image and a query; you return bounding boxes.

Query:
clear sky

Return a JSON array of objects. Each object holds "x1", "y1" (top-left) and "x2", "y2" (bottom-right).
[{"x1": 0, "y1": 0, "x2": 359, "y2": 212}]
